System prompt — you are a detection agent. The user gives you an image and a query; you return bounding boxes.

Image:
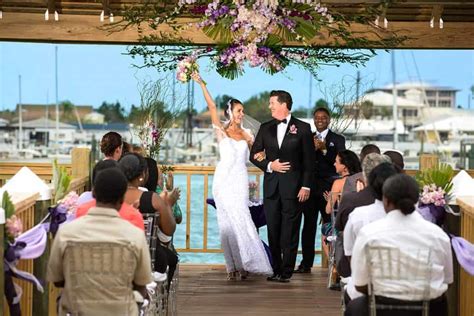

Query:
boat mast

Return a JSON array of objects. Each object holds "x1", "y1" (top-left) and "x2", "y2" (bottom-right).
[{"x1": 391, "y1": 50, "x2": 398, "y2": 149}]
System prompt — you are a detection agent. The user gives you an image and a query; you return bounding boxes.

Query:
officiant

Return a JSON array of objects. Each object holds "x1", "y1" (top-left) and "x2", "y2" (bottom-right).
[{"x1": 295, "y1": 107, "x2": 346, "y2": 273}]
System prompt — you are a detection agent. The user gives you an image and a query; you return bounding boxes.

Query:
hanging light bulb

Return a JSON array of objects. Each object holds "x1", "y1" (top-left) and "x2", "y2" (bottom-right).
[
  {"x1": 110, "y1": 13, "x2": 114, "y2": 23},
  {"x1": 374, "y1": 16, "x2": 379, "y2": 27},
  {"x1": 430, "y1": 17, "x2": 434, "y2": 28},
  {"x1": 383, "y1": 17, "x2": 388, "y2": 28},
  {"x1": 439, "y1": 17, "x2": 444, "y2": 29},
  {"x1": 54, "y1": 11, "x2": 59, "y2": 21},
  {"x1": 100, "y1": 10, "x2": 104, "y2": 22},
  {"x1": 45, "y1": 9, "x2": 49, "y2": 21}
]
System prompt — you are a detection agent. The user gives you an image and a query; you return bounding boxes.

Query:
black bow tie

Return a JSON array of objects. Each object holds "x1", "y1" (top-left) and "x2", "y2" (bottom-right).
[{"x1": 278, "y1": 118, "x2": 287, "y2": 124}]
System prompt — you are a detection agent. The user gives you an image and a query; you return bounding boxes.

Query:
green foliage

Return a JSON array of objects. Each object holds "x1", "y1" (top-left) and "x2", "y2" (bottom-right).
[
  {"x1": 2, "y1": 191, "x2": 15, "y2": 220},
  {"x1": 97, "y1": 101, "x2": 126, "y2": 122},
  {"x1": 242, "y1": 91, "x2": 272, "y2": 123},
  {"x1": 52, "y1": 159, "x2": 72, "y2": 204},
  {"x1": 415, "y1": 163, "x2": 454, "y2": 194}
]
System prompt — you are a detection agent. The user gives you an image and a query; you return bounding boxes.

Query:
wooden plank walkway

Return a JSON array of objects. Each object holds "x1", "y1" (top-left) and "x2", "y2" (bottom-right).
[{"x1": 177, "y1": 265, "x2": 343, "y2": 316}]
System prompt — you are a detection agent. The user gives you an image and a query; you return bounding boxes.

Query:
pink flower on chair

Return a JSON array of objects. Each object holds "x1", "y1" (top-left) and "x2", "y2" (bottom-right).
[{"x1": 289, "y1": 124, "x2": 297, "y2": 134}]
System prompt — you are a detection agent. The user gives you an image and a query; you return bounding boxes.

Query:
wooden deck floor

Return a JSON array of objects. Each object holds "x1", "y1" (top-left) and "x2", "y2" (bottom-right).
[{"x1": 177, "y1": 265, "x2": 343, "y2": 316}]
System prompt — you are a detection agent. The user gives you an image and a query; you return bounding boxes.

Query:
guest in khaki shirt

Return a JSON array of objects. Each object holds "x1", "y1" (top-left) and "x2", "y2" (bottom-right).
[{"x1": 47, "y1": 167, "x2": 152, "y2": 316}]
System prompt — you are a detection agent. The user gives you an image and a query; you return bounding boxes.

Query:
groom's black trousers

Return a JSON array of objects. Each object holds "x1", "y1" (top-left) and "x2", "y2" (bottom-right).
[{"x1": 264, "y1": 192, "x2": 302, "y2": 278}]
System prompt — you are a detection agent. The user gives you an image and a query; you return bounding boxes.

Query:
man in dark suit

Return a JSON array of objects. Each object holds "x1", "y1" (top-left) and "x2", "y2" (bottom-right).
[
  {"x1": 295, "y1": 107, "x2": 346, "y2": 273},
  {"x1": 250, "y1": 90, "x2": 314, "y2": 283}
]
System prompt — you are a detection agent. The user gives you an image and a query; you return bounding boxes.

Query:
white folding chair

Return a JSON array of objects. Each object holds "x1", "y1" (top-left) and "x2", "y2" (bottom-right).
[{"x1": 365, "y1": 245, "x2": 432, "y2": 316}]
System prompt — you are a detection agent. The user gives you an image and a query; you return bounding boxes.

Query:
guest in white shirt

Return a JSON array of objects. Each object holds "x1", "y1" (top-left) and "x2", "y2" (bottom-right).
[
  {"x1": 345, "y1": 174, "x2": 453, "y2": 316},
  {"x1": 343, "y1": 162, "x2": 401, "y2": 301},
  {"x1": 344, "y1": 162, "x2": 401, "y2": 258}
]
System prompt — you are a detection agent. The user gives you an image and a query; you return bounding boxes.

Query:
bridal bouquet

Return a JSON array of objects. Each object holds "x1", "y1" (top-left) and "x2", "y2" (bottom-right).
[{"x1": 176, "y1": 56, "x2": 206, "y2": 85}]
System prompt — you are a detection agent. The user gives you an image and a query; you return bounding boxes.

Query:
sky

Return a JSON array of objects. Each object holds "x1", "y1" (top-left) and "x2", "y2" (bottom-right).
[{"x1": 1, "y1": 42, "x2": 473, "y2": 113}]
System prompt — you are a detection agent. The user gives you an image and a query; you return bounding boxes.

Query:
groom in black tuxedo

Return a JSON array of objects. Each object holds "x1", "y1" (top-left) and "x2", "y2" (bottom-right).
[{"x1": 250, "y1": 90, "x2": 314, "y2": 283}]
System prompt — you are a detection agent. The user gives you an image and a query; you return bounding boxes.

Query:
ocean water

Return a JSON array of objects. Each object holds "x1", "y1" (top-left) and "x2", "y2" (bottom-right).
[{"x1": 172, "y1": 174, "x2": 323, "y2": 266}]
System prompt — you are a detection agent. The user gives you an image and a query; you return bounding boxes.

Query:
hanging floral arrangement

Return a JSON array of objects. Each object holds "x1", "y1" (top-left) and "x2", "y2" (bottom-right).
[{"x1": 117, "y1": 0, "x2": 406, "y2": 79}]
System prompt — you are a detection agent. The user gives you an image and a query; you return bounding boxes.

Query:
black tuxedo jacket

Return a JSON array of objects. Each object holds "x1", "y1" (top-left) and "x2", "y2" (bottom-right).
[
  {"x1": 313, "y1": 130, "x2": 346, "y2": 179},
  {"x1": 250, "y1": 117, "x2": 314, "y2": 199}
]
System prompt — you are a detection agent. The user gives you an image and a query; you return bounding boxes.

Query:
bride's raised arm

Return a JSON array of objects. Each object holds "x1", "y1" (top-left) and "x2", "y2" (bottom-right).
[{"x1": 192, "y1": 73, "x2": 222, "y2": 130}]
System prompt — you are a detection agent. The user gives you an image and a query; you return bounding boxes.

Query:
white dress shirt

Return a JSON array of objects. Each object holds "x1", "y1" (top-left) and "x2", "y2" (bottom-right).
[
  {"x1": 315, "y1": 128, "x2": 329, "y2": 140},
  {"x1": 277, "y1": 114, "x2": 292, "y2": 148},
  {"x1": 267, "y1": 114, "x2": 292, "y2": 173},
  {"x1": 344, "y1": 199, "x2": 385, "y2": 256},
  {"x1": 351, "y1": 210, "x2": 453, "y2": 301}
]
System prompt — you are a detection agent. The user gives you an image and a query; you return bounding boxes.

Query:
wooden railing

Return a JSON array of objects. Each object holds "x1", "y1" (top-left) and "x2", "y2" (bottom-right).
[
  {"x1": 457, "y1": 196, "x2": 474, "y2": 316},
  {"x1": 1, "y1": 148, "x2": 91, "y2": 316},
  {"x1": 3, "y1": 192, "x2": 39, "y2": 316},
  {"x1": 171, "y1": 165, "x2": 323, "y2": 257}
]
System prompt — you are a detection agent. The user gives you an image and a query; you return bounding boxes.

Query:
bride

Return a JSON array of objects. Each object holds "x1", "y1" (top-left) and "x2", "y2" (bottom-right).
[{"x1": 192, "y1": 73, "x2": 273, "y2": 280}]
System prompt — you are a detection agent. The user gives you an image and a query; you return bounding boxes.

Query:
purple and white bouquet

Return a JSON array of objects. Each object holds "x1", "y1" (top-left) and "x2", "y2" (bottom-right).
[{"x1": 420, "y1": 184, "x2": 447, "y2": 207}]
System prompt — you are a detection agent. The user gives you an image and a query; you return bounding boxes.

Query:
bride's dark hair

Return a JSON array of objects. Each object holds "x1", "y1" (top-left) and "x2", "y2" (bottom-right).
[{"x1": 224, "y1": 99, "x2": 243, "y2": 120}]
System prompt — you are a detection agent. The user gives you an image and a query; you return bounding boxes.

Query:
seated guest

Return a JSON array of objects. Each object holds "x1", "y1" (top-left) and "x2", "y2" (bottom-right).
[
  {"x1": 47, "y1": 168, "x2": 152, "y2": 316},
  {"x1": 335, "y1": 153, "x2": 391, "y2": 232},
  {"x1": 345, "y1": 174, "x2": 453, "y2": 316},
  {"x1": 343, "y1": 144, "x2": 380, "y2": 194},
  {"x1": 324, "y1": 149, "x2": 361, "y2": 215},
  {"x1": 383, "y1": 150, "x2": 405, "y2": 171},
  {"x1": 119, "y1": 153, "x2": 180, "y2": 282},
  {"x1": 77, "y1": 160, "x2": 118, "y2": 206},
  {"x1": 322, "y1": 149, "x2": 361, "y2": 279},
  {"x1": 76, "y1": 161, "x2": 144, "y2": 230},
  {"x1": 145, "y1": 157, "x2": 182, "y2": 224},
  {"x1": 100, "y1": 131, "x2": 123, "y2": 161},
  {"x1": 344, "y1": 163, "x2": 401, "y2": 258},
  {"x1": 343, "y1": 163, "x2": 400, "y2": 299}
]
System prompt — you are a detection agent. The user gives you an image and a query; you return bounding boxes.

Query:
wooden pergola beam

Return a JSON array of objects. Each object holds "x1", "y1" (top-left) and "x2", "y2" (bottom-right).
[{"x1": 0, "y1": 13, "x2": 473, "y2": 48}]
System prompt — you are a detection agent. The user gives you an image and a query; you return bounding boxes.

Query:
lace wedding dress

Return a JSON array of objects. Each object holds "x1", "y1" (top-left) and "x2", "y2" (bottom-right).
[{"x1": 213, "y1": 127, "x2": 273, "y2": 275}]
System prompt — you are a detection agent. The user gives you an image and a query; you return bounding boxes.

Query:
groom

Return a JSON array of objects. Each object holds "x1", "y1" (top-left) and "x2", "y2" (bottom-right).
[{"x1": 250, "y1": 90, "x2": 314, "y2": 283}]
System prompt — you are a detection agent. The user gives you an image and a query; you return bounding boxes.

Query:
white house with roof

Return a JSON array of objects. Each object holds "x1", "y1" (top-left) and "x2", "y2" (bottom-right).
[
  {"x1": 373, "y1": 82, "x2": 459, "y2": 108},
  {"x1": 11, "y1": 117, "x2": 76, "y2": 149}
]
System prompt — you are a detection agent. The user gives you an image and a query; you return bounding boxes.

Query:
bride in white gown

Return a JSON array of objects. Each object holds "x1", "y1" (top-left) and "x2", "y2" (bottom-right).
[{"x1": 192, "y1": 73, "x2": 273, "y2": 279}]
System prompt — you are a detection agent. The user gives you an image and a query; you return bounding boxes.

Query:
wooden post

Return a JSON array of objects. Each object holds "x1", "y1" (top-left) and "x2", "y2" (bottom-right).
[
  {"x1": 32, "y1": 199, "x2": 51, "y2": 316},
  {"x1": 419, "y1": 154, "x2": 439, "y2": 170},
  {"x1": 71, "y1": 147, "x2": 91, "y2": 180},
  {"x1": 0, "y1": 221, "x2": 4, "y2": 313}
]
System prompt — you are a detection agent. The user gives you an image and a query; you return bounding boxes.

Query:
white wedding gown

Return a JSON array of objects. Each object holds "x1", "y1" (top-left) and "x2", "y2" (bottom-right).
[{"x1": 212, "y1": 128, "x2": 273, "y2": 275}]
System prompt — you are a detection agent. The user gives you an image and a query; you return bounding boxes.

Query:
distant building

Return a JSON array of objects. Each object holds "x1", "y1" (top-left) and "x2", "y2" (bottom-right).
[
  {"x1": 369, "y1": 82, "x2": 458, "y2": 109},
  {"x1": 11, "y1": 117, "x2": 76, "y2": 148},
  {"x1": 83, "y1": 112, "x2": 105, "y2": 124},
  {"x1": 13, "y1": 103, "x2": 94, "y2": 122},
  {"x1": 72, "y1": 122, "x2": 131, "y2": 146}
]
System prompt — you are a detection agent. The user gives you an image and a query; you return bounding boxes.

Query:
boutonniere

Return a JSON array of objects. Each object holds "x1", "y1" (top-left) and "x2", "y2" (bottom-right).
[
  {"x1": 289, "y1": 124, "x2": 297, "y2": 134},
  {"x1": 329, "y1": 142, "x2": 335, "y2": 147}
]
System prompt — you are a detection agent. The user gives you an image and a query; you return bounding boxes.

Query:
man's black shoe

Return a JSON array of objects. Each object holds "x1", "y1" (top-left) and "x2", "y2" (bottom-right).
[
  {"x1": 293, "y1": 266, "x2": 311, "y2": 273},
  {"x1": 267, "y1": 274, "x2": 280, "y2": 282},
  {"x1": 278, "y1": 276, "x2": 290, "y2": 283}
]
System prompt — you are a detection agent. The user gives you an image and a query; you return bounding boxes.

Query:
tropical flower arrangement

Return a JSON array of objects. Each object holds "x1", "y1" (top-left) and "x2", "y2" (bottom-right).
[
  {"x1": 138, "y1": 118, "x2": 163, "y2": 160},
  {"x1": 121, "y1": 0, "x2": 407, "y2": 79},
  {"x1": 415, "y1": 163, "x2": 454, "y2": 226}
]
